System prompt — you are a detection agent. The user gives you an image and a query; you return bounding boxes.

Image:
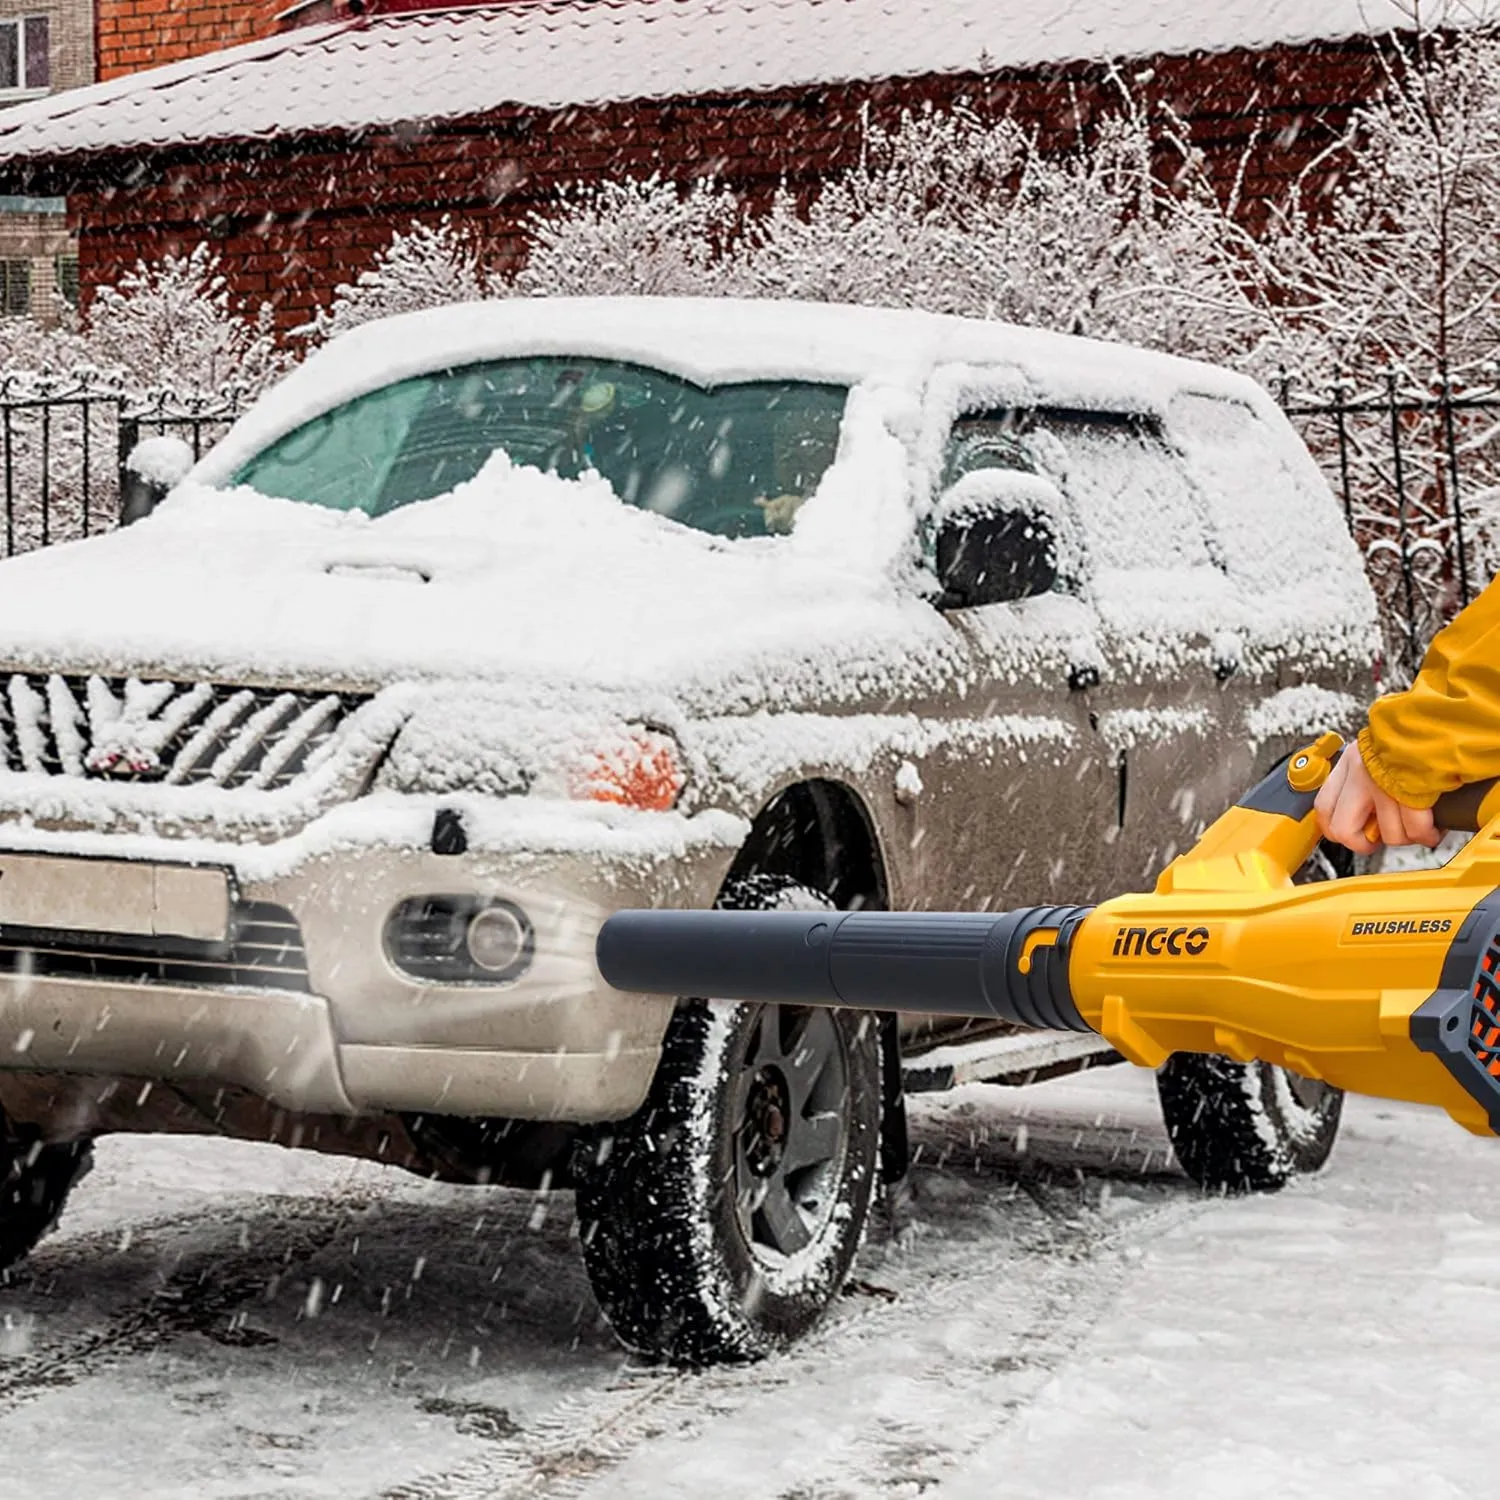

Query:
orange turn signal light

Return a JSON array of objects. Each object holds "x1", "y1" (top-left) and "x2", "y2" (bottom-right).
[{"x1": 572, "y1": 728, "x2": 684, "y2": 812}]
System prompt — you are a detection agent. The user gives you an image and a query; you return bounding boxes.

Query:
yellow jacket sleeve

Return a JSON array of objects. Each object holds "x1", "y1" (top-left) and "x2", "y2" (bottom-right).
[{"x1": 1361, "y1": 573, "x2": 1500, "y2": 808}]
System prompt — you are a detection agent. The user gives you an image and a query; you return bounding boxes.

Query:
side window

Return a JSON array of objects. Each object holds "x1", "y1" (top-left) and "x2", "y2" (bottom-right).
[
  {"x1": 937, "y1": 408, "x2": 1220, "y2": 589},
  {"x1": 1167, "y1": 394, "x2": 1346, "y2": 592},
  {"x1": 1026, "y1": 410, "x2": 1217, "y2": 574}
]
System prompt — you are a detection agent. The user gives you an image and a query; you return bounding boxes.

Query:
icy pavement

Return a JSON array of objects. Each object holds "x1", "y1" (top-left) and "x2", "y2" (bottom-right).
[{"x1": 0, "y1": 1066, "x2": 1490, "y2": 1498}]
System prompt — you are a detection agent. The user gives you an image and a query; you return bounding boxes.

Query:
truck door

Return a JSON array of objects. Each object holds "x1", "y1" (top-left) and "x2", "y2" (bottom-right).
[
  {"x1": 901, "y1": 404, "x2": 1118, "y2": 915},
  {"x1": 1022, "y1": 408, "x2": 1249, "y2": 894}
]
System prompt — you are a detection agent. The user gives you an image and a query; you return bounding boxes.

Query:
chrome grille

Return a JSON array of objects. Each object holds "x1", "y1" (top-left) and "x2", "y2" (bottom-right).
[
  {"x1": 0, "y1": 900, "x2": 310, "y2": 992},
  {"x1": 0, "y1": 674, "x2": 369, "y2": 789}
]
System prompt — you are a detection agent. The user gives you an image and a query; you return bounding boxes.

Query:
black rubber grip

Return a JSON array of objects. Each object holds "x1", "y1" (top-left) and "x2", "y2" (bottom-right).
[
  {"x1": 596, "y1": 907, "x2": 1094, "y2": 1032},
  {"x1": 1239, "y1": 753, "x2": 1497, "y2": 834},
  {"x1": 1236, "y1": 755, "x2": 1318, "y2": 822},
  {"x1": 1434, "y1": 779, "x2": 1500, "y2": 833}
]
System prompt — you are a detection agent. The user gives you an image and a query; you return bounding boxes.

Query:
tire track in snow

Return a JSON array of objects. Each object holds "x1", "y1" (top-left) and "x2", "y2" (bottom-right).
[
  {"x1": 375, "y1": 1173, "x2": 1205, "y2": 1500},
  {"x1": 0, "y1": 1189, "x2": 376, "y2": 1412}
]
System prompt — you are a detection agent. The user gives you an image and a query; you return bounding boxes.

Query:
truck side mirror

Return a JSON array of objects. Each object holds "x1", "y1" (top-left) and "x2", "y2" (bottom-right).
[
  {"x1": 120, "y1": 436, "x2": 195, "y2": 526},
  {"x1": 930, "y1": 474, "x2": 1062, "y2": 603}
]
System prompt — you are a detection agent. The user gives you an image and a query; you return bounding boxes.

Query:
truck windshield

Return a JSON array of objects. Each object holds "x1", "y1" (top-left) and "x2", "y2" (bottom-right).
[{"x1": 231, "y1": 357, "x2": 850, "y2": 540}]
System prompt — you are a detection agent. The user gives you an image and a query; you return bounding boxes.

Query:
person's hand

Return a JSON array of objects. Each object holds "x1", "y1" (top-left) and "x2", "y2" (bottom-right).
[
  {"x1": 754, "y1": 493, "x2": 806, "y2": 534},
  {"x1": 1314, "y1": 741, "x2": 1442, "y2": 854}
]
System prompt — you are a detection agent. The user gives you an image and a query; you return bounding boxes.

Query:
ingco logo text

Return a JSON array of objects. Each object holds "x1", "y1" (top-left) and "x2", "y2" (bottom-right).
[{"x1": 1112, "y1": 925, "x2": 1212, "y2": 958}]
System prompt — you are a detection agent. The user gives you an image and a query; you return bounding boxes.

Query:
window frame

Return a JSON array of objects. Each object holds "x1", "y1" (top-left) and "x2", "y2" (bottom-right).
[
  {"x1": 0, "y1": 15, "x2": 49, "y2": 97},
  {"x1": 53, "y1": 253, "x2": 78, "y2": 308},
  {"x1": 0, "y1": 258, "x2": 32, "y2": 318}
]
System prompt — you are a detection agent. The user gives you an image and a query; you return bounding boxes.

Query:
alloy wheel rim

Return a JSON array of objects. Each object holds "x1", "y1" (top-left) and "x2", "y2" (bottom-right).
[{"x1": 731, "y1": 1006, "x2": 850, "y2": 1260}]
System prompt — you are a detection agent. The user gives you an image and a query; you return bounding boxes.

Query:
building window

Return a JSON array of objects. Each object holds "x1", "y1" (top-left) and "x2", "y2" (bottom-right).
[
  {"x1": 54, "y1": 254, "x2": 77, "y2": 307},
  {"x1": 0, "y1": 17, "x2": 49, "y2": 94},
  {"x1": 0, "y1": 260, "x2": 31, "y2": 316}
]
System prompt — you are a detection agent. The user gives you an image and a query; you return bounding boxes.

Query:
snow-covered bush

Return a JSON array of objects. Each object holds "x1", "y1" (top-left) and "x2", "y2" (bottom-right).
[
  {"x1": 506, "y1": 104, "x2": 1267, "y2": 364},
  {"x1": 735, "y1": 106, "x2": 1267, "y2": 361},
  {"x1": 301, "y1": 218, "x2": 496, "y2": 345},
  {"x1": 513, "y1": 176, "x2": 747, "y2": 298},
  {"x1": 84, "y1": 244, "x2": 287, "y2": 394}
]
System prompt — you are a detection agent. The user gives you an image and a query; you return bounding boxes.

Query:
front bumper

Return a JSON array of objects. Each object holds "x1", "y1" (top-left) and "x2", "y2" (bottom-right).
[{"x1": 0, "y1": 805, "x2": 741, "y2": 1122}]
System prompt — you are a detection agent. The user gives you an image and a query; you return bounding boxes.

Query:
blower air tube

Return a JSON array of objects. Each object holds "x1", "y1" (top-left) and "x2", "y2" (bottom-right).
[{"x1": 595, "y1": 905, "x2": 1095, "y2": 1034}]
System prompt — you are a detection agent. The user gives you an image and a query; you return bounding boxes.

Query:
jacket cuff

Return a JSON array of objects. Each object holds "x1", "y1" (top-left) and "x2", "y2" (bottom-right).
[{"x1": 1357, "y1": 726, "x2": 1442, "y2": 809}]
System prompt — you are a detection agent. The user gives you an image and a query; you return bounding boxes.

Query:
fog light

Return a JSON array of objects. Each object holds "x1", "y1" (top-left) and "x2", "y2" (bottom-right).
[
  {"x1": 385, "y1": 896, "x2": 535, "y2": 984},
  {"x1": 467, "y1": 904, "x2": 530, "y2": 973}
]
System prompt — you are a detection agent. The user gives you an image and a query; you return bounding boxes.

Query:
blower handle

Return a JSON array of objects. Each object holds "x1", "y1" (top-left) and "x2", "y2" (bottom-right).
[
  {"x1": 1433, "y1": 778, "x2": 1500, "y2": 833},
  {"x1": 1282, "y1": 735, "x2": 1498, "y2": 843}
]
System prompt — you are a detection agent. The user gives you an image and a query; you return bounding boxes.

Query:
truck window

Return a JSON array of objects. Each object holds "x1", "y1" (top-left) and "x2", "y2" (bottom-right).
[
  {"x1": 941, "y1": 409, "x2": 1219, "y2": 577},
  {"x1": 1167, "y1": 394, "x2": 1346, "y2": 592}
]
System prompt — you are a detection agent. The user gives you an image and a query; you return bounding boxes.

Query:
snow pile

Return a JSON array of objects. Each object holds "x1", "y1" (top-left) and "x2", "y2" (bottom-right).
[
  {"x1": 1245, "y1": 685, "x2": 1365, "y2": 747},
  {"x1": 122, "y1": 435, "x2": 195, "y2": 487}
]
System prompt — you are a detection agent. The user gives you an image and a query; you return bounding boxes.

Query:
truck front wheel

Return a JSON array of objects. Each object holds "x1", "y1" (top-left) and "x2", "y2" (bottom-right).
[{"x1": 575, "y1": 876, "x2": 883, "y2": 1364}]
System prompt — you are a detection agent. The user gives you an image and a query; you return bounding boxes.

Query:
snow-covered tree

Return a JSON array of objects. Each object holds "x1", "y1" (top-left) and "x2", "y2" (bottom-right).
[
  {"x1": 302, "y1": 218, "x2": 495, "y2": 344},
  {"x1": 1256, "y1": 8, "x2": 1500, "y2": 385},
  {"x1": 1251, "y1": 9, "x2": 1500, "y2": 639},
  {"x1": 508, "y1": 105, "x2": 1267, "y2": 363},
  {"x1": 84, "y1": 244, "x2": 287, "y2": 394}
]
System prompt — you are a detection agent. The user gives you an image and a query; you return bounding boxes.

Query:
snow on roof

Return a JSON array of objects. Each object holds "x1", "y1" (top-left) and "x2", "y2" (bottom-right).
[
  {"x1": 192, "y1": 295, "x2": 1269, "y2": 484},
  {"x1": 0, "y1": 0, "x2": 1493, "y2": 162}
]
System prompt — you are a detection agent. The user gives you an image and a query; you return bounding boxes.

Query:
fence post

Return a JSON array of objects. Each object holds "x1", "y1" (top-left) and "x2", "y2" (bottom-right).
[
  {"x1": 1438, "y1": 363, "x2": 1471, "y2": 608},
  {"x1": 80, "y1": 393, "x2": 91, "y2": 539},
  {"x1": 116, "y1": 411, "x2": 140, "y2": 524},
  {"x1": 38, "y1": 396, "x2": 49, "y2": 550},
  {"x1": 1386, "y1": 369, "x2": 1422, "y2": 678},
  {"x1": 2, "y1": 398, "x2": 11, "y2": 559},
  {"x1": 1332, "y1": 369, "x2": 1354, "y2": 536}
]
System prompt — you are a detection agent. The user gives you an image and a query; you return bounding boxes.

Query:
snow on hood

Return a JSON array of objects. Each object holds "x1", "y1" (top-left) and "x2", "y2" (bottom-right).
[{"x1": 0, "y1": 410, "x2": 954, "y2": 715}]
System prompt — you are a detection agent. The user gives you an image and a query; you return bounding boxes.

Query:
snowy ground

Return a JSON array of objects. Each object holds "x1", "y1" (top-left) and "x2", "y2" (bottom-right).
[{"x1": 0, "y1": 1065, "x2": 1489, "y2": 1499}]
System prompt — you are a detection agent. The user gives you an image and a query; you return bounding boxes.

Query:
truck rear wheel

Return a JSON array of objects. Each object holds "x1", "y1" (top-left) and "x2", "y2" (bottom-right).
[
  {"x1": 1157, "y1": 1053, "x2": 1342, "y2": 1193},
  {"x1": 0, "y1": 1119, "x2": 92, "y2": 1273},
  {"x1": 1156, "y1": 840, "x2": 1349, "y2": 1193},
  {"x1": 575, "y1": 876, "x2": 883, "y2": 1364}
]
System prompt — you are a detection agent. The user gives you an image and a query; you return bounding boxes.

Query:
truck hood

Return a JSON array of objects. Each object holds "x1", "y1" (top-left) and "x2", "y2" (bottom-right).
[{"x1": 0, "y1": 451, "x2": 955, "y2": 712}]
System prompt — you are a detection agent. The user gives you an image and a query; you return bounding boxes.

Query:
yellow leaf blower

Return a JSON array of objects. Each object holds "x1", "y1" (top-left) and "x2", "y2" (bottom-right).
[{"x1": 596, "y1": 735, "x2": 1500, "y2": 1137}]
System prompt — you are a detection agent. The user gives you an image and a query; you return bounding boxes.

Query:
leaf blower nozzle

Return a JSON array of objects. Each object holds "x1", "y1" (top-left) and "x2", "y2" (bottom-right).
[{"x1": 595, "y1": 904, "x2": 1096, "y2": 1032}]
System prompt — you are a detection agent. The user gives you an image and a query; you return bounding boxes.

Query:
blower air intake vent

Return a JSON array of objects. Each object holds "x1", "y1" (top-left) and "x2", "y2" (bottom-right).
[
  {"x1": 1468, "y1": 937, "x2": 1500, "y2": 1076},
  {"x1": 1411, "y1": 904, "x2": 1500, "y2": 1130}
]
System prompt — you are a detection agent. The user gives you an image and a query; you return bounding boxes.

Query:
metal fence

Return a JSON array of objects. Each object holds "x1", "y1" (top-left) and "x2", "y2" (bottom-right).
[
  {"x1": 0, "y1": 364, "x2": 1494, "y2": 679},
  {"x1": 0, "y1": 373, "x2": 245, "y2": 558},
  {"x1": 1279, "y1": 368, "x2": 1500, "y2": 679}
]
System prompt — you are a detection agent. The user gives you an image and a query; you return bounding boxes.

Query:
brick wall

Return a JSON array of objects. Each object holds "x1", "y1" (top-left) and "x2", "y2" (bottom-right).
[
  {"x1": 96, "y1": 0, "x2": 281, "y2": 79},
  {"x1": 58, "y1": 40, "x2": 1384, "y2": 337}
]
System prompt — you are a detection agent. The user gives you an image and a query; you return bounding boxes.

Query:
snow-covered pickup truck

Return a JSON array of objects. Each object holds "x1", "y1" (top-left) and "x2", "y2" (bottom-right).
[{"x1": 0, "y1": 298, "x2": 1377, "y2": 1362}]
